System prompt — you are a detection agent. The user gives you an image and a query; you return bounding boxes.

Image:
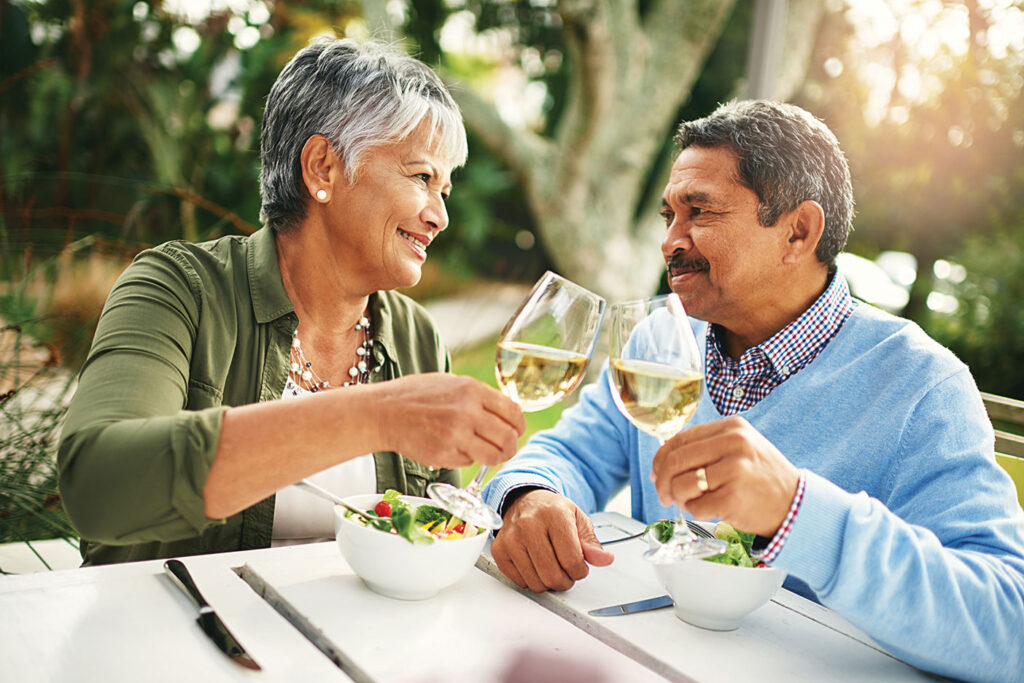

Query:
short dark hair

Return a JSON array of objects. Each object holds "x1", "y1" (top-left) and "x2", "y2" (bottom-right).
[{"x1": 675, "y1": 100, "x2": 854, "y2": 266}]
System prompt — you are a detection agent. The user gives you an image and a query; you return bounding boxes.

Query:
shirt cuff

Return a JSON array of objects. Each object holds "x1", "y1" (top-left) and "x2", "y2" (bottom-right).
[
  {"x1": 498, "y1": 483, "x2": 557, "y2": 517},
  {"x1": 752, "y1": 470, "x2": 807, "y2": 564}
]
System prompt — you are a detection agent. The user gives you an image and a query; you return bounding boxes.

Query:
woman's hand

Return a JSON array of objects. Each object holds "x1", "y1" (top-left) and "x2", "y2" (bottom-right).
[{"x1": 371, "y1": 373, "x2": 526, "y2": 469}]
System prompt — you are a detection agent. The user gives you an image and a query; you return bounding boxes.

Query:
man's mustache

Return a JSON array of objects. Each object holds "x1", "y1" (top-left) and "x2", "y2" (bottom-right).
[{"x1": 666, "y1": 251, "x2": 709, "y2": 276}]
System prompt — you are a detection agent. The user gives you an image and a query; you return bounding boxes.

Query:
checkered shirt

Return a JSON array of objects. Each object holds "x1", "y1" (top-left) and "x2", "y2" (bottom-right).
[
  {"x1": 705, "y1": 273, "x2": 851, "y2": 562},
  {"x1": 753, "y1": 471, "x2": 807, "y2": 564},
  {"x1": 705, "y1": 272, "x2": 854, "y2": 416}
]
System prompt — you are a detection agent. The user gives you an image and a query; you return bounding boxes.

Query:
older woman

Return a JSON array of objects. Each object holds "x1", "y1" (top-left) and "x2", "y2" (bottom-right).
[{"x1": 58, "y1": 38, "x2": 525, "y2": 565}]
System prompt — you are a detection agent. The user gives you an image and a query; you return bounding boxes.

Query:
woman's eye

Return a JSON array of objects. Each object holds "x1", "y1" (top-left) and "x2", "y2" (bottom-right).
[{"x1": 415, "y1": 173, "x2": 431, "y2": 183}]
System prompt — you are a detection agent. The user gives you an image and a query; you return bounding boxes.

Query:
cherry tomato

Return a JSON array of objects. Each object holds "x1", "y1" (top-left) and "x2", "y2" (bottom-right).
[
  {"x1": 453, "y1": 523, "x2": 466, "y2": 534},
  {"x1": 374, "y1": 500, "x2": 392, "y2": 517}
]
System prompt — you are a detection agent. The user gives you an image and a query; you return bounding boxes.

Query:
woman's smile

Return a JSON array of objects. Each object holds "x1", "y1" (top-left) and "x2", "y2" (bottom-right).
[{"x1": 398, "y1": 227, "x2": 431, "y2": 260}]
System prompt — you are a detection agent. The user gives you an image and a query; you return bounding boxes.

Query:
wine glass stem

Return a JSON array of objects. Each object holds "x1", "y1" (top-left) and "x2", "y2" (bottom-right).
[
  {"x1": 654, "y1": 437, "x2": 697, "y2": 542},
  {"x1": 673, "y1": 515, "x2": 696, "y2": 542},
  {"x1": 466, "y1": 466, "x2": 490, "y2": 496}
]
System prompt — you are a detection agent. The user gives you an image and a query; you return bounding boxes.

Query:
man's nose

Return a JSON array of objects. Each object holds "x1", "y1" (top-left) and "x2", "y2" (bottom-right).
[{"x1": 661, "y1": 218, "x2": 693, "y2": 259}]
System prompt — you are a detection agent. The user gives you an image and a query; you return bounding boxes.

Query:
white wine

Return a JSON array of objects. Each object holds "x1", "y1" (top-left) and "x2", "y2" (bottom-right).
[
  {"x1": 609, "y1": 358, "x2": 702, "y2": 440},
  {"x1": 495, "y1": 341, "x2": 589, "y2": 412}
]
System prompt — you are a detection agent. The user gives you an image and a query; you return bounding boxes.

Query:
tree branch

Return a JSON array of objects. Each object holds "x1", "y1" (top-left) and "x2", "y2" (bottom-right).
[
  {"x1": 552, "y1": 0, "x2": 621, "y2": 187},
  {"x1": 771, "y1": 0, "x2": 826, "y2": 101},
  {"x1": 444, "y1": 78, "x2": 554, "y2": 204}
]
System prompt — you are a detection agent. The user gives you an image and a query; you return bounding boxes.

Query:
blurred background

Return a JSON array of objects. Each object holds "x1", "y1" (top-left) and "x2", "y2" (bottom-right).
[{"x1": 2, "y1": 0, "x2": 1023, "y2": 552}]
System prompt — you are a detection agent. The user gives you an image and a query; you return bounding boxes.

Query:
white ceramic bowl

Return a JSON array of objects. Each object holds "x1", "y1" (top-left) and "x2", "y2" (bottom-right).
[
  {"x1": 651, "y1": 536, "x2": 785, "y2": 631},
  {"x1": 333, "y1": 493, "x2": 488, "y2": 601}
]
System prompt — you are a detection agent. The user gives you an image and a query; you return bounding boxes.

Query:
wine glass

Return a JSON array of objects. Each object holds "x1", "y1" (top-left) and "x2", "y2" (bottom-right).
[
  {"x1": 427, "y1": 271, "x2": 606, "y2": 530},
  {"x1": 606, "y1": 292, "x2": 727, "y2": 563}
]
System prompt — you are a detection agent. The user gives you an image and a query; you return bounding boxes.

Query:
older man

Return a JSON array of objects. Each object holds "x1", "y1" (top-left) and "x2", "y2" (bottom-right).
[{"x1": 483, "y1": 100, "x2": 1024, "y2": 682}]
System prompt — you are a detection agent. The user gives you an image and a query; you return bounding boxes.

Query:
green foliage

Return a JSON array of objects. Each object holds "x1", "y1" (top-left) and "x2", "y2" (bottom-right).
[
  {"x1": 0, "y1": 325, "x2": 77, "y2": 549},
  {"x1": 437, "y1": 140, "x2": 547, "y2": 282},
  {"x1": 923, "y1": 225, "x2": 1024, "y2": 400}
]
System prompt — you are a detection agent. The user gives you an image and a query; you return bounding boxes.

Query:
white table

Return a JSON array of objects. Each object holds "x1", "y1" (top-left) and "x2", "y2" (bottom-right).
[
  {"x1": 0, "y1": 547, "x2": 349, "y2": 682},
  {"x1": 0, "y1": 513, "x2": 940, "y2": 682}
]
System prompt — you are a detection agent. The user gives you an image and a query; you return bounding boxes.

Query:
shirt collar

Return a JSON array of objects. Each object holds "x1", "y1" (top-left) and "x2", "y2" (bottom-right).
[
  {"x1": 707, "y1": 270, "x2": 854, "y2": 375},
  {"x1": 247, "y1": 227, "x2": 294, "y2": 323},
  {"x1": 369, "y1": 291, "x2": 398, "y2": 367}
]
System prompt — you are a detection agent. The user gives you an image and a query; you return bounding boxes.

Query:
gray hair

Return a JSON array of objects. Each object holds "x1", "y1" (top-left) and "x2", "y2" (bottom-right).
[
  {"x1": 259, "y1": 38, "x2": 468, "y2": 233},
  {"x1": 675, "y1": 100, "x2": 854, "y2": 267}
]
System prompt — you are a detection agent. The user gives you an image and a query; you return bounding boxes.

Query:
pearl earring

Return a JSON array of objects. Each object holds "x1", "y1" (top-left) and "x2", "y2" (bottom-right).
[{"x1": 316, "y1": 189, "x2": 327, "y2": 201}]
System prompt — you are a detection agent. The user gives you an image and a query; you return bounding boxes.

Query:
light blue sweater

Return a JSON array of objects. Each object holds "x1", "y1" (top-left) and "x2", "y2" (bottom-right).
[{"x1": 484, "y1": 301, "x2": 1024, "y2": 682}]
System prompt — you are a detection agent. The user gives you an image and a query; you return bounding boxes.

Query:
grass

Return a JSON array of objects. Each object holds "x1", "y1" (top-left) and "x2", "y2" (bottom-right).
[
  {"x1": 451, "y1": 336, "x2": 566, "y2": 487},
  {"x1": 0, "y1": 323, "x2": 78, "y2": 557}
]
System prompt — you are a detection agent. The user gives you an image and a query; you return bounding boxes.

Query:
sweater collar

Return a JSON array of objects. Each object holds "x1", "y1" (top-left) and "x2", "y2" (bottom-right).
[{"x1": 707, "y1": 269, "x2": 854, "y2": 378}]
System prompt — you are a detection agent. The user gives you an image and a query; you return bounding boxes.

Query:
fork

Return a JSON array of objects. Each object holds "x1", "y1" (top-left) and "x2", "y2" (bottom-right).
[
  {"x1": 293, "y1": 479, "x2": 390, "y2": 525},
  {"x1": 603, "y1": 519, "x2": 715, "y2": 545}
]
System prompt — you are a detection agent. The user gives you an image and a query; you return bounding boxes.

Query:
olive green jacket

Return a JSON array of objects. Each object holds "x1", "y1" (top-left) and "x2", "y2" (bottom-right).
[{"x1": 57, "y1": 227, "x2": 457, "y2": 565}]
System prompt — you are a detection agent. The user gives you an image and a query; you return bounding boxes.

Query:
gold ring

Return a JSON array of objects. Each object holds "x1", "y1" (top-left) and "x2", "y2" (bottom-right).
[{"x1": 695, "y1": 467, "x2": 709, "y2": 493}]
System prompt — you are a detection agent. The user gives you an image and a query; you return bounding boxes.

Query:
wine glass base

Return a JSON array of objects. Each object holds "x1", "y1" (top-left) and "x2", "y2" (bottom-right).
[
  {"x1": 426, "y1": 482, "x2": 504, "y2": 531},
  {"x1": 643, "y1": 537, "x2": 728, "y2": 565}
]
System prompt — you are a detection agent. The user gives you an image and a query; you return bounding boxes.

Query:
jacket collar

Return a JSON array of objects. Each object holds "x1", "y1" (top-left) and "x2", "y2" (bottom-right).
[
  {"x1": 247, "y1": 227, "x2": 295, "y2": 323},
  {"x1": 369, "y1": 291, "x2": 399, "y2": 366}
]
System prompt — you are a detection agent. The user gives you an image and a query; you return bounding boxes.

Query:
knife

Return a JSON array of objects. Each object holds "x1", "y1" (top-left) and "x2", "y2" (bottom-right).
[
  {"x1": 589, "y1": 594, "x2": 674, "y2": 616},
  {"x1": 164, "y1": 559, "x2": 262, "y2": 671}
]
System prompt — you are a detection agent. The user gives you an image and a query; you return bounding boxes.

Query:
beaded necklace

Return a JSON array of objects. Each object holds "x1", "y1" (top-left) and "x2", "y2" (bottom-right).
[{"x1": 287, "y1": 315, "x2": 373, "y2": 395}]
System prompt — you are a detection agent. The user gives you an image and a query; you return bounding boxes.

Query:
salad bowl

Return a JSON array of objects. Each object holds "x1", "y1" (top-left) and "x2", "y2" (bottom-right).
[
  {"x1": 647, "y1": 524, "x2": 785, "y2": 631},
  {"x1": 333, "y1": 493, "x2": 488, "y2": 600},
  {"x1": 651, "y1": 547, "x2": 785, "y2": 631}
]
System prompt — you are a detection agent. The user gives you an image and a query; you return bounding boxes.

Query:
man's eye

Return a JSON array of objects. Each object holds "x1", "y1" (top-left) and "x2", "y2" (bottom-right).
[
  {"x1": 660, "y1": 210, "x2": 674, "y2": 225},
  {"x1": 691, "y1": 207, "x2": 706, "y2": 217}
]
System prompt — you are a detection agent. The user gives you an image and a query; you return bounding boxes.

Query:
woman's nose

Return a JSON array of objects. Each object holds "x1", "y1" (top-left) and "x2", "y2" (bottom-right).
[{"x1": 423, "y1": 193, "x2": 448, "y2": 232}]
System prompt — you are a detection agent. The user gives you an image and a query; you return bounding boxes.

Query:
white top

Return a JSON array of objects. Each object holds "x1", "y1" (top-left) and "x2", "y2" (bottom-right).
[{"x1": 271, "y1": 379, "x2": 376, "y2": 546}]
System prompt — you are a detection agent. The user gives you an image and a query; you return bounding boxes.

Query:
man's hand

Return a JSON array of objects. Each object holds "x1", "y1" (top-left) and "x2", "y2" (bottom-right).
[
  {"x1": 651, "y1": 416, "x2": 800, "y2": 537},
  {"x1": 491, "y1": 489, "x2": 614, "y2": 593},
  {"x1": 374, "y1": 373, "x2": 526, "y2": 469}
]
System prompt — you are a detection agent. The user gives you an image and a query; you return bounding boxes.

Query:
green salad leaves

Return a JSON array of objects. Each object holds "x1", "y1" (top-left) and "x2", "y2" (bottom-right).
[
  {"x1": 344, "y1": 489, "x2": 476, "y2": 545},
  {"x1": 704, "y1": 522, "x2": 756, "y2": 567},
  {"x1": 644, "y1": 519, "x2": 760, "y2": 567}
]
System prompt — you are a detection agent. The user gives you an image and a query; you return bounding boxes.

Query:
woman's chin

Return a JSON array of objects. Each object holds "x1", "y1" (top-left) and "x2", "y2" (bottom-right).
[{"x1": 385, "y1": 263, "x2": 424, "y2": 291}]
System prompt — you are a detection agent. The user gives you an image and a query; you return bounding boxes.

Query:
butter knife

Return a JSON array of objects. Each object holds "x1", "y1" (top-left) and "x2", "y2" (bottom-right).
[
  {"x1": 589, "y1": 594, "x2": 673, "y2": 616},
  {"x1": 164, "y1": 559, "x2": 262, "y2": 671}
]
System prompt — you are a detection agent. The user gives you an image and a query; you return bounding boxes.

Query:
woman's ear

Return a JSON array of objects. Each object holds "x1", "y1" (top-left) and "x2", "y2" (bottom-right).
[
  {"x1": 782, "y1": 200, "x2": 826, "y2": 265},
  {"x1": 300, "y1": 134, "x2": 342, "y2": 202}
]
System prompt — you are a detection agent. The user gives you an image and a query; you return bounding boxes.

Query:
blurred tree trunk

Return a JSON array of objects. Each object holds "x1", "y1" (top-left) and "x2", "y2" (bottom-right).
[{"x1": 434, "y1": 0, "x2": 824, "y2": 300}]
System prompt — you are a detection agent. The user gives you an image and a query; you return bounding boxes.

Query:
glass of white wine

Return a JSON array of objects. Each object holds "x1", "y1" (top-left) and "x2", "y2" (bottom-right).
[
  {"x1": 607, "y1": 292, "x2": 727, "y2": 563},
  {"x1": 427, "y1": 271, "x2": 606, "y2": 530}
]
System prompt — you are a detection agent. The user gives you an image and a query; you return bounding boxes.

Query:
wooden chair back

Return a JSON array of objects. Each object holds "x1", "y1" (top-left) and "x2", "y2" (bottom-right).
[{"x1": 982, "y1": 392, "x2": 1024, "y2": 511}]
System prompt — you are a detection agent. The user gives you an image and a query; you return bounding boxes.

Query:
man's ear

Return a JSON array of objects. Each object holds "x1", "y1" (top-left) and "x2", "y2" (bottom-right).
[
  {"x1": 782, "y1": 200, "x2": 825, "y2": 265},
  {"x1": 300, "y1": 134, "x2": 343, "y2": 201}
]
